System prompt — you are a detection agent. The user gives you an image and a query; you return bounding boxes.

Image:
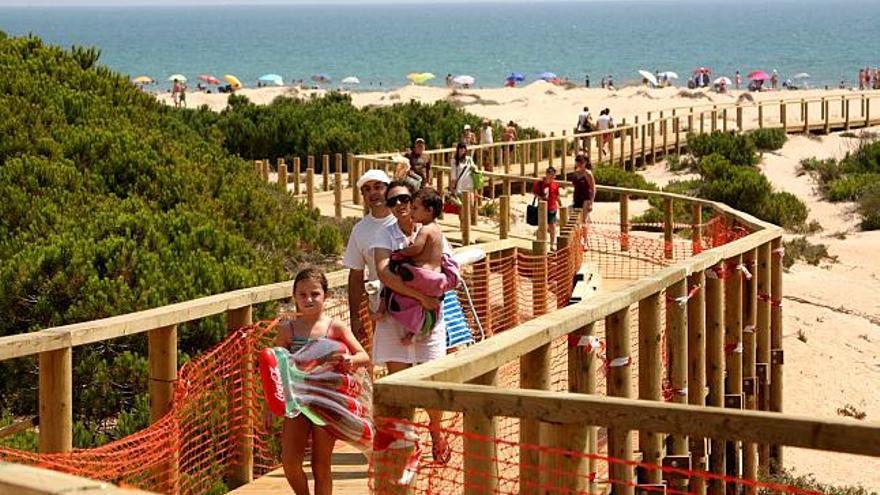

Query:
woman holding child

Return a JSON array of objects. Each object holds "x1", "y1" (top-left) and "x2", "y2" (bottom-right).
[{"x1": 371, "y1": 181, "x2": 452, "y2": 463}]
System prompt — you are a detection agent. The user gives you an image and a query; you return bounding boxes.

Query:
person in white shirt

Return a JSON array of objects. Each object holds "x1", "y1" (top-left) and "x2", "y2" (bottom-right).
[
  {"x1": 343, "y1": 169, "x2": 396, "y2": 342},
  {"x1": 479, "y1": 118, "x2": 494, "y2": 170},
  {"x1": 576, "y1": 106, "x2": 592, "y2": 150},
  {"x1": 596, "y1": 108, "x2": 614, "y2": 156}
]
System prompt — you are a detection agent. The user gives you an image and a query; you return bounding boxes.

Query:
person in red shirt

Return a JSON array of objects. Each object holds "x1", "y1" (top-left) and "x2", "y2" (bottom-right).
[{"x1": 533, "y1": 166, "x2": 562, "y2": 250}]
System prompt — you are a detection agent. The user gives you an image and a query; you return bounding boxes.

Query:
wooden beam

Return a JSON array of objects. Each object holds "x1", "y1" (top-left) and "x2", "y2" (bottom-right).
[
  {"x1": 566, "y1": 323, "x2": 598, "y2": 493},
  {"x1": 687, "y1": 271, "x2": 707, "y2": 495},
  {"x1": 606, "y1": 306, "x2": 635, "y2": 495},
  {"x1": 705, "y1": 261, "x2": 725, "y2": 495},
  {"x1": 770, "y1": 236, "x2": 784, "y2": 471},
  {"x1": 373, "y1": 381, "x2": 880, "y2": 457},
  {"x1": 38, "y1": 347, "x2": 72, "y2": 453},
  {"x1": 464, "y1": 370, "x2": 498, "y2": 495},
  {"x1": 638, "y1": 293, "x2": 663, "y2": 484},
  {"x1": 520, "y1": 343, "x2": 550, "y2": 495}
]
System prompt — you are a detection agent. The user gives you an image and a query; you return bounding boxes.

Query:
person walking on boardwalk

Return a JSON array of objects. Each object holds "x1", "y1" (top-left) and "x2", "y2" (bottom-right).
[
  {"x1": 403, "y1": 138, "x2": 432, "y2": 190},
  {"x1": 576, "y1": 106, "x2": 593, "y2": 151},
  {"x1": 344, "y1": 169, "x2": 395, "y2": 343},
  {"x1": 533, "y1": 166, "x2": 562, "y2": 250},
  {"x1": 596, "y1": 108, "x2": 614, "y2": 156},
  {"x1": 571, "y1": 153, "x2": 596, "y2": 250},
  {"x1": 479, "y1": 118, "x2": 494, "y2": 170}
]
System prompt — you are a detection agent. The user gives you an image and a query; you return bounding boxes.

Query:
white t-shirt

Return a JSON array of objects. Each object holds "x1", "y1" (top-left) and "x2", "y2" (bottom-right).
[
  {"x1": 480, "y1": 126, "x2": 493, "y2": 145},
  {"x1": 596, "y1": 114, "x2": 613, "y2": 131},
  {"x1": 577, "y1": 111, "x2": 591, "y2": 131},
  {"x1": 450, "y1": 156, "x2": 475, "y2": 194},
  {"x1": 343, "y1": 213, "x2": 397, "y2": 282}
]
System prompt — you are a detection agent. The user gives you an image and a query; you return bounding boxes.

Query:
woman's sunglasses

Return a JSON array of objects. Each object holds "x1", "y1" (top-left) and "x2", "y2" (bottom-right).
[{"x1": 386, "y1": 194, "x2": 412, "y2": 208}]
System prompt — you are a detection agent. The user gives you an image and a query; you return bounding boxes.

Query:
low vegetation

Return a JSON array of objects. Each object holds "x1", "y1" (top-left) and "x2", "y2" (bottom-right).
[
  {"x1": 782, "y1": 237, "x2": 838, "y2": 269},
  {"x1": 762, "y1": 468, "x2": 876, "y2": 495}
]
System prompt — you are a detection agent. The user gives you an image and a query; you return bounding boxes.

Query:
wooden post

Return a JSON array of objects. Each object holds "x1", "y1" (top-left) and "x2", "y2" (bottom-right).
[
  {"x1": 756, "y1": 242, "x2": 771, "y2": 474},
  {"x1": 781, "y1": 102, "x2": 787, "y2": 132},
  {"x1": 803, "y1": 100, "x2": 809, "y2": 133},
  {"x1": 261, "y1": 159, "x2": 269, "y2": 182},
  {"x1": 520, "y1": 343, "x2": 550, "y2": 495},
  {"x1": 38, "y1": 348, "x2": 72, "y2": 453},
  {"x1": 619, "y1": 123, "x2": 626, "y2": 168},
  {"x1": 461, "y1": 191, "x2": 472, "y2": 246},
  {"x1": 277, "y1": 158, "x2": 287, "y2": 191},
  {"x1": 640, "y1": 124, "x2": 647, "y2": 167},
  {"x1": 820, "y1": 97, "x2": 826, "y2": 120},
  {"x1": 347, "y1": 153, "x2": 355, "y2": 187},
  {"x1": 630, "y1": 123, "x2": 638, "y2": 170},
  {"x1": 559, "y1": 206, "x2": 569, "y2": 228},
  {"x1": 691, "y1": 203, "x2": 703, "y2": 254},
  {"x1": 824, "y1": 99, "x2": 831, "y2": 134},
  {"x1": 649, "y1": 121, "x2": 655, "y2": 164},
  {"x1": 674, "y1": 118, "x2": 681, "y2": 156},
  {"x1": 532, "y1": 142, "x2": 539, "y2": 176},
  {"x1": 663, "y1": 198, "x2": 674, "y2": 259},
  {"x1": 464, "y1": 370, "x2": 498, "y2": 495},
  {"x1": 306, "y1": 168, "x2": 315, "y2": 209},
  {"x1": 436, "y1": 165, "x2": 445, "y2": 192},
  {"x1": 532, "y1": 201, "x2": 549, "y2": 316},
  {"x1": 321, "y1": 154, "x2": 330, "y2": 192},
  {"x1": 770, "y1": 237, "x2": 784, "y2": 472},
  {"x1": 667, "y1": 278, "x2": 689, "y2": 492},
  {"x1": 500, "y1": 195, "x2": 510, "y2": 239},
  {"x1": 293, "y1": 157, "x2": 301, "y2": 196},
  {"x1": 149, "y1": 325, "x2": 177, "y2": 422},
  {"x1": 687, "y1": 271, "x2": 707, "y2": 495},
  {"x1": 724, "y1": 254, "x2": 744, "y2": 487},
  {"x1": 562, "y1": 323, "x2": 598, "y2": 493},
  {"x1": 373, "y1": 401, "x2": 415, "y2": 495},
  {"x1": 845, "y1": 96, "x2": 851, "y2": 130},
  {"x1": 705, "y1": 261, "x2": 725, "y2": 495},
  {"x1": 561, "y1": 130, "x2": 568, "y2": 177},
  {"x1": 700, "y1": 111, "x2": 706, "y2": 134},
  {"x1": 866, "y1": 97, "x2": 871, "y2": 127},
  {"x1": 758, "y1": 103, "x2": 764, "y2": 129},
  {"x1": 722, "y1": 108, "x2": 728, "y2": 132},
  {"x1": 352, "y1": 159, "x2": 361, "y2": 205},
  {"x1": 227, "y1": 305, "x2": 253, "y2": 487},
  {"x1": 606, "y1": 307, "x2": 635, "y2": 495},
  {"x1": 736, "y1": 105, "x2": 744, "y2": 131},
  {"x1": 334, "y1": 171, "x2": 343, "y2": 219},
  {"x1": 742, "y1": 248, "x2": 759, "y2": 493},
  {"x1": 620, "y1": 193, "x2": 630, "y2": 252},
  {"x1": 253, "y1": 159, "x2": 261, "y2": 176},
  {"x1": 519, "y1": 143, "x2": 526, "y2": 176},
  {"x1": 688, "y1": 110, "x2": 694, "y2": 136},
  {"x1": 335, "y1": 153, "x2": 343, "y2": 181},
  {"x1": 711, "y1": 106, "x2": 718, "y2": 132},
  {"x1": 638, "y1": 293, "x2": 663, "y2": 484}
]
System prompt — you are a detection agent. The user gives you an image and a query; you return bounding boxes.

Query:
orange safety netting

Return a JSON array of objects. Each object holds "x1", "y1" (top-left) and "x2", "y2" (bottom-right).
[{"x1": 0, "y1": 218, "x2": 782, "y2": 495}]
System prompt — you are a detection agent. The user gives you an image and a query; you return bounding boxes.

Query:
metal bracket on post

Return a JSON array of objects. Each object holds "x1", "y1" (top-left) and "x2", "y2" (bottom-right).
[
  {"x1": 662, "y1": 455, "x2": 691, "y2": 480},
  {"x1": 724, "y1": 393, "x2": 744, "y2": 409},
  {"x1": 743, "y1": 376, "x2": 757, "y2": 397},
  {"x1": 756, "y1": 363, "x2": 770, "y2": 385},
  {"x1": 771, "y1": 349, "x2": 784, "y2": 365}
]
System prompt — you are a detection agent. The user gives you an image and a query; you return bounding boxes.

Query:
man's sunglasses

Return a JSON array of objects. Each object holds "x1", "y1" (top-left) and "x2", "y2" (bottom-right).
[{"x1": 386, "y1": 194, "x2": 412, "y2": 208}]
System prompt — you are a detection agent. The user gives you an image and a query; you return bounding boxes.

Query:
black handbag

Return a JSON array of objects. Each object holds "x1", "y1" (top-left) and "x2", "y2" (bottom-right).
[{"x1": 526, "y1": 196, "x2": 539, "y2": 226}]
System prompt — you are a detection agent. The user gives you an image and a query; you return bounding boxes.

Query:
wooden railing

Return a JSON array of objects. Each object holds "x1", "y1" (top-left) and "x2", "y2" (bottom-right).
[{"x1": 0, "y1": 463, "x2": 160, "y2": 495}]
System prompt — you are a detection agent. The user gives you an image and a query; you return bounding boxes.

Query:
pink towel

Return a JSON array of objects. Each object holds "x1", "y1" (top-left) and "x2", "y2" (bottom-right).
[{"x1": 387, "y1": 253, "x2": 460, "y2": 339}]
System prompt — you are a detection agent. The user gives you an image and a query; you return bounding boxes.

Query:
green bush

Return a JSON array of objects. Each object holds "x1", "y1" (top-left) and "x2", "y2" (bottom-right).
[
  {"x1": 687, "y1": 131, "x2": 758, "y2": 167},
  {"x1": 826, "y1": 173, "x2": 880, "y2": 201},
  {"x1": 748, "y1": 128, "x2": 787, "y2": 151},
  {"x1": 592, "y1": 166, "x2": 658, "y2": 201},
  {"x1": 857, "y1": 182, "x2": 880, "y2": 230},
  {"x1": 759, "y1": 192, "x2": 809, "y2": 229},
  {"x1": 763, "y1": 467, "x2": 874, "y2": 495},
  {"x1": 782, "y1": 237, "x2": 837, "y2": 269},
  {"x1": 696, "y1": 156, "x2": 773, "y2": 218}
]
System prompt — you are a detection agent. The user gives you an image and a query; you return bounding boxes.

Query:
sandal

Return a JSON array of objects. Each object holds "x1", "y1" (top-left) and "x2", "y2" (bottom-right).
[{"x1": 431, "y1": 434, "x2": 451, "y2": 465}]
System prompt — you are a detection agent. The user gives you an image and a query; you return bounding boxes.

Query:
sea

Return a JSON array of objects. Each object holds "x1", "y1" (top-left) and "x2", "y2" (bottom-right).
[{"x1": 1, "y1": 0, "x2": 878, "y2": 91}]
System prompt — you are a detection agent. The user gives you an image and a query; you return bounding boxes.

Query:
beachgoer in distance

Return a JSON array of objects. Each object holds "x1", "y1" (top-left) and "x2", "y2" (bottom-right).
[
  {"x1": 480, "y1": 118, "x2": 494, "y2": 170},
  {"x1": 389, "y1": 188, "x2": 447, "y2": 345},
  {"x1": 461, "y1": 124, "x2": 477, "y2": 146},
  {"x1": 533, "y1": 166, "x2": 562, "y2": 250},
  {"x1": 596, "y1": 108, "x2": 614, "y2": 156},
  {"x1": 771, "y1": 70, "x2": 779, "y2": 90},
  {"x1": 585, "y1": 74, "x2": 590, "y2": 88},
  {"x1": 449, "y1": 141, "x2": 477, "y2": 217},
  {"x1": 735, "y1": 71, "x2": 741, "y2": 90},
  {"x1": 264, "y1": 268, "x2": 370, "y2": 495},
  {"x1": 858, "y1": 69, "x2": 864, "y2": 90},
  {"x1": 178, "y1": 80, "x2": 187, "y2": 108},
  {"x1": 576, "y1": 106, "x2": 593, "y2": 151},
  {"x1": 372, "y1": 181, "x2": 452, "y2": 464},
  {"x1": 607, "y1": 74, "x2": 615, "y2": 90},
  {"x1": 502, "y1": 120, "x2": 518, "y2": 143},
  {"x1": 403, "y1": 138, "x2": 432, "y2": 190},
  {"x1": 171, "y1": 78, "x2": 182, "y2": 108},
  {"x1": 572, "y1": 153, "x2": 596, "y2": 250},
  {"x1": 600, "y1": 76, "x2": 606, "y2": 89},
  {"x1": 445, "y1": 73, "x2": 453, "y2": 88},
  {"x1": 344, "y1": 170, "x2": 395, "y2": 342}
]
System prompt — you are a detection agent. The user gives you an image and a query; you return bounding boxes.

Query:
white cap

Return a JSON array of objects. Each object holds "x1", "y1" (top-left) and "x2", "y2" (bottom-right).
[
  {"x1": 356, "y1": 169, "x2": 391, "y2": 189},
  {"x1": 464, "y1": 124, "x2": 471, "y2": 130}
]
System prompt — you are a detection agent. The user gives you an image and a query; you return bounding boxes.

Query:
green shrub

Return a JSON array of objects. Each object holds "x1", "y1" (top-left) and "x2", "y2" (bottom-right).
[
  {"x1": 687, "y1": 131, "x2": 758, "y2": 167},
  {"x1": 826, "y1": 173, "x2": 880, "y2": 201},
  {"x1": 759, "y1": 192, "x2": 809, "y2": 229},
  {"x1": 762, "y1": 467, "x2": 874, "y2": 495},
  {"x1": 592, "y1": 166, "x2": 658, "y2": 201},
  {"x1": 697, "y1": 158, "x2": 773, "y2": 218},
  {"x1": 748, "y1": 128, "x2": 787, "y2": 151},
  {"x1": 782, "y1": 237, "x2": 837, "y2": 269},
  {"x1": 857, "y1": 182, "x2": 880, "y2": 230}
]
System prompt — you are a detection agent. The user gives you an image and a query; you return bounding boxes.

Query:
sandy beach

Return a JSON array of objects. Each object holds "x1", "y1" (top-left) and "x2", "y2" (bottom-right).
[{"x1": 166, "y1": 84, "x2": 880, "y2": 489}]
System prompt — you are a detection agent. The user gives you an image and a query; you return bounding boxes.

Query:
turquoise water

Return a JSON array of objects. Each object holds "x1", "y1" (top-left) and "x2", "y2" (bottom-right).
[{"x1": 1, "y1": 0, "x2": 878, "y2": 90}]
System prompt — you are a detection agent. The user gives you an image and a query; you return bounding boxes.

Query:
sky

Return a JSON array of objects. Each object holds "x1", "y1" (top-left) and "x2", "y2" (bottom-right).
[{"x1": 0, "y1": 0, "x2": 755, "y2": 5}]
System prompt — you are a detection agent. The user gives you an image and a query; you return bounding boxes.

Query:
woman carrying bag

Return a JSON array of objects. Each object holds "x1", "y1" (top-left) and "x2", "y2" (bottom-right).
[{"x1": 448, "y1": 141, "x2": 480, "y2": 218}]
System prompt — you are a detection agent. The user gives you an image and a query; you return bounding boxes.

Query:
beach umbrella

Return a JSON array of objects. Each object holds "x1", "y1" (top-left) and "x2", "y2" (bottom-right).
[
  {"x1": 407, "y1": 72, "x2": 435, "y2": 85},
  {"x1": 638, "y1": 69, "x2": 658, "y2": 86},
  {"x1": 198, "y1": 74, "x2": 220, "y2": 85},
  {"x1": 224, "y1": 74, "x2": 242, "y2": 89},
  {"x1": 341, "y1": 76, "x2": 360, "y2": 84},
  {"x1": 507, "y1": 72, "x2": 525, "y2": 82},
  {"x1": 714, "y1": 76, "x2": 732, "y2": 85},
  {"x1": 693, "y1": 67, "x2": 712, "y2": 74},
  {"x1": 132, "y1": 76, "x2": 154, "y2": 84},
  {"x1": 748, "y1": 70, "x2": 771, "y2": 81},
  {"x1": 168, "y1": 74, "x2": 187, "y2": 83},
  {"x1": 453, "y1": 75, "x2": 475, "y2": 86},
  {"x1": 258, "y1": 74, "x2": 284, "y2": 86},
  {"x1": 311, "y1": 73, "x2": 331, "y2": 83},
  {"x1": 659, "y1": 71, "x2": 679, "y2": 80},
  {"x1": 793, "y1": 73, "x2": 811, "y2": 79},
  {"x1": 538, "y1": 71, "x2": 557, "y2": 81}
]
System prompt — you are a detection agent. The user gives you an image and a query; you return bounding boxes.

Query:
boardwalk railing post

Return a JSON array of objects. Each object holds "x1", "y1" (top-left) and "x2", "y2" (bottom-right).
[
  {"x1": 500, "y1": 195, "x2": 510, "y2": 239},
  {"x1": 227, "y1": 305, "x2": 253, "y2": 488},
  {"x1": 736, "y1": 105, "x2": 744, "y2": 131},
  {"x1": 334, "y1": 170, "x2": 343, "y2": 219},
  {"x1": 666, "y1": 278, "x2": 690, "y2": 492},
  {"x1": 561, "y1": 130, "x2": 567, "y2": 176},
  {"x1": 277, "y1": 158, "x2": 287, "y2": 191},
  {"x1": 769, "y1": 236, "x2": 784, "y2": 472},
  {"x1": 803, "y1": 100, "x2": 809, "y2": 133},
  {"x1": 352, "y1": 159, "x2": 362, "y2": 205},
  {"x1": 742, "y1": 248, "x2": 759, "y2": 493},
  {"x1": 520, "y1": 342, "x2": 550, "y2": 495},
  {"x1": 705, "y1": 261, "x2": 725, "y2": 495},
  {"x1": 561, "y1": 322, "x2": 598, "y2": 493},
  {"x1": 756, "y1": 242, "x2": 772, "y2": 474},
  {"x1": 758, "y1": 103, "x2": 764, "y2": 129},
  {"x1": 39, "y1": 348, "x2": 72, "y2": 453},
  {"x1": 293, "y1": 157, "x2": 301, "y2": 196},
  {"x1": 724, "y1": 254, "x2": 744, "y2": 489},
  {"x1": 606, "y1": 306, "x2": 635, "y2": 495},
  {"x1": 620, "y1": 193, "x2": 630, "y2": 252},
  {"x1": 148, "y1": 324, "x2": 180, "y2": 494},
  {"x1": 464, "y1": 370, "x2": 498, "y2": 495},
  {"x1": 781, "y1": 101, "x2": 787, "y2": 132},
  {"x1": 663, "y1": 198, "x2": 674, "y2": 259},
  {"x1": 687, "y1": 270, "x2": 707, "y2": 495},
  {"x1": 638, "y1": 292, "x2": 663, "y2": 484},
  {"x1": 306, "y1": 167, "x2": 315, "y2": 210},
  {"x1": 692, "y1": 203, "x2": 703, "y2": 253},
  {"x1": 322, "y1": 154, "x2": 330, "y2": 191},
  {"x1": 461, "y1": 191, "x2": 472, "y2": 246}
]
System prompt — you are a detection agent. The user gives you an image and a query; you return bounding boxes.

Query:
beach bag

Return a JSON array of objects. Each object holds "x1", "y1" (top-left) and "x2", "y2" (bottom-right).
[
  {"x1": 443, "y1": 193, "x2": 461, "y2": 215},
  {"x1": 470, "y1": 168, "x2": 485, "y2": 190},
  {"x1": 526, "y1": 196, "x2": 539, "y2": 226}
]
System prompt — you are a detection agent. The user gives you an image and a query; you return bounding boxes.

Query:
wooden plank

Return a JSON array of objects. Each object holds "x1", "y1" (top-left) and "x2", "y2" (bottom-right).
[
  {"x1": 373, "y1": 381, "x2": 880, "y2": 457},
  {"x1": 464, "y1": 370, "x2": 498, "y2": 495},
  {"x1": 606, "y1": 307, "x2": 635, "y2": 495},
  {"x1": 520, "y1": 343, "x2": 550, "y2": 495},
  {"x1": 638, "y1": 293, "x2": 663, "y2": 483},
  {"x1": 38, "y1": 348, "x2": 71, "y2": 453},
  {"x1": 0, "y1": 463, "x2": 159, "y2": 495}
]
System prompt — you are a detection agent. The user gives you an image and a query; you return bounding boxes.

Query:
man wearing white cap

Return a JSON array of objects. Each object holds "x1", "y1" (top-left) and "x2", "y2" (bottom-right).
[{"x1": 345, "y1": 169, "x2": 395, "y2": 342}]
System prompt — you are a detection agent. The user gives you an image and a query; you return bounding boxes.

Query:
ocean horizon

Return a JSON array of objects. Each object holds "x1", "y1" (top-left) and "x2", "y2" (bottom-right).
[{"x1": 2, "y1": 0, "x2": 878, "y2": 90}]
